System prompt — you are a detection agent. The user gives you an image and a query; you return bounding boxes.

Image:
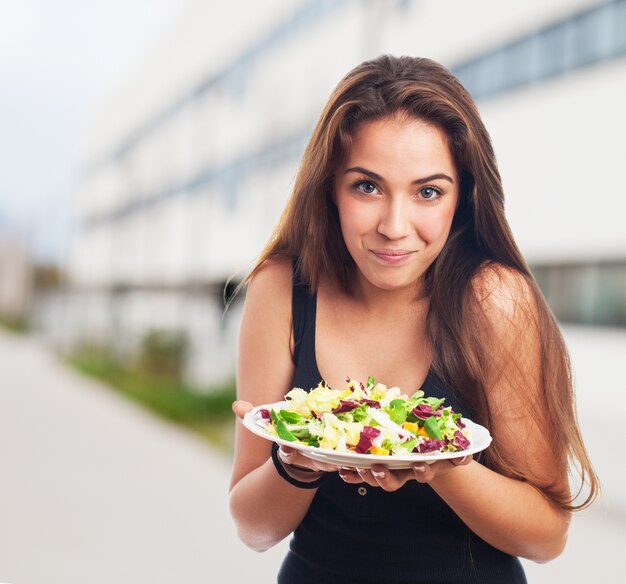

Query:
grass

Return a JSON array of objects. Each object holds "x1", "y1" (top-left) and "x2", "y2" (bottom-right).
[
  {"x1": 67, "y1": 343, "x2": 236, "y2": 454},
  {"x1": 0, "y1": 314, "x2": 30, "y2": 334}
]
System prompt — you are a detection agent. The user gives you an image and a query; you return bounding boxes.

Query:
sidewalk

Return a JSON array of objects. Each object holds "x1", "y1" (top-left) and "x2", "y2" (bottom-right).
[
  {"x1": 0, "y1": 327, "x2": 624, "y2": 583},
  {"x1": 0, "y1": 331, "x2": 287, "y2": 584}
]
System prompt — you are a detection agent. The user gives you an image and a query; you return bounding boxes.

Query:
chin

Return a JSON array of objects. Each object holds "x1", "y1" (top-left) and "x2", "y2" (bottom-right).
[{"x1": 365, "y1": 272, "x2": 420, "y2": 292}]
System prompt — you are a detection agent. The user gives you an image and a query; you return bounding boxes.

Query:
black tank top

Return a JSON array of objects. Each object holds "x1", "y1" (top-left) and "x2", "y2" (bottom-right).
[{"x1": 277, "y1": 270, "x2": 527, "y2": 584}]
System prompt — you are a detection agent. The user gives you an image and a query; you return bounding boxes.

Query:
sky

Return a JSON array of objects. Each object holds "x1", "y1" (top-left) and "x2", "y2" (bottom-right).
[{"x1": 0, "y1": 0, "x2": 184, "y2": 261}]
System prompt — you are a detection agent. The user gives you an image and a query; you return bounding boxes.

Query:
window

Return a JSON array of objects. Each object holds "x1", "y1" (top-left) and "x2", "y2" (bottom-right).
[
  {"x1": 532, "y1": 261, "x2": 626, "y2": 327},
  {"x1": 453, "y1": 0, "x2": 626, "y2": 101}
]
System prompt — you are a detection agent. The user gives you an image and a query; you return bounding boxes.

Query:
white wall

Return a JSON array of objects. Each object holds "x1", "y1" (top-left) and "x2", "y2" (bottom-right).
[
  {"x1": 65, "y1": 0, "x2": 625, "y2": 383},
  {"x1": 482, "y1": 56, "x2": 626, "y2": 263}
]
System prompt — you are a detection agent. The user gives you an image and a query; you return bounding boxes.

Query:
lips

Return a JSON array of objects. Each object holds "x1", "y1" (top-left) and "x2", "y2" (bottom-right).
[
  {"x1": 371, "y1": 249, "x2": 413, "y2": 257},
  {"x1": 370, "y1": 249, "x2": 415, "y2": 264}
]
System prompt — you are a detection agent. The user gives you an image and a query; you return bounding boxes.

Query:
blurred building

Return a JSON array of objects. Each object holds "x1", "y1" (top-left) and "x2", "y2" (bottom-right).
[
  {"x1": 0, "y1": 235, "x2": 33, "y2": 324},
  {"x1": 65, "y1": 0, "x2": 626, "y2": 386}
]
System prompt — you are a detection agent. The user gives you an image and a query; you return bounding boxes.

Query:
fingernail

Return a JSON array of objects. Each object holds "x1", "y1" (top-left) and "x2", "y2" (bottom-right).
[
  {"x1": 372, "y1": 470, "x2": 385, "y2": 479},
  {"x1": 414, "y1": 465, "x2": 425, "y2": 473},
  {"x1": 356, "y1": 468, "x2": 366, "y2": 474}
]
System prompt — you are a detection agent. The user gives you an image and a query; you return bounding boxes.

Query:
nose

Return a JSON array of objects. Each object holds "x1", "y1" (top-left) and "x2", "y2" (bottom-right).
[{"x1": 376, "y1": 196, "x2": 411, "y2": 240}]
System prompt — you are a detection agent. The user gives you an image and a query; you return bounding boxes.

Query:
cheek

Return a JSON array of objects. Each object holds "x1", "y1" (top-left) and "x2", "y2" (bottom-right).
[
  {"x1": 337, "y1": 198, "x2": 377, "y2": 238},
  {"x1": 418, "y1": 207, "x2": 456, "y2": 244}
]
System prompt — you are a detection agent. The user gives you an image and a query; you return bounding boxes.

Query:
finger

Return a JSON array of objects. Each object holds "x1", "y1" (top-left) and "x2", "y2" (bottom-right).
[
  {"x1": 232, "y1": 400, "x2": 253, "y2": 419},
  {"x1": 451, "y1": 454, "x2": 473, "y2": 466},
  {"x1": 355, "y1": 467, "x2": 379, "y2": 487},
  {"x1": 279, "y1": 447, "x2": 338, "y2": 473},
  {"x1": 370, "y1": 465, "x2": 407, "y2": 492},
  {"x1": 278, "y1": 447, "x2": 294, "y2": 462},
  {"x1": 338, "y1": 468, "x2": 363, "y2": 484},
  {"x1": 278, "y1": 446, "x2": 306, "y2": 468},
  {"x1": 412, "y1": 463, "x2": 435, "y2": 483},
  {"x1": 370, "y1": 467, "x2": 387, "y2": 481},
  {"x1": 372, "y1": 465, "x2": 404, "y2": 492}
]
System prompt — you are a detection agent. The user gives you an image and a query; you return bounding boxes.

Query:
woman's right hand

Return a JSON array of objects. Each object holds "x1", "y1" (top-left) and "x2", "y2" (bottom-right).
[{"x1": 232, "y1": 399, "x2": 253, "y2": 419}]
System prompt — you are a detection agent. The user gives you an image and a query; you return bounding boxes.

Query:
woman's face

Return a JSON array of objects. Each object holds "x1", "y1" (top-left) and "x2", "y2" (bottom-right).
[{"x1": 333, "y1": 115, "x2": 459, "y2": 294}]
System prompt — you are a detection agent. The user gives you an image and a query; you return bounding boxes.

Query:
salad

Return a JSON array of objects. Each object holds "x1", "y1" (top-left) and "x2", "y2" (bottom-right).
[{"x1": 256, "y1": 377, "x2": 471, "y2": 456}]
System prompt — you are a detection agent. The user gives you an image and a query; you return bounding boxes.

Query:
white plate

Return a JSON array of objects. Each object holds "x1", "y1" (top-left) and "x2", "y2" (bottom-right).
[{"x1": 243, "y1": 402, "x2": 492, "y2": 469}]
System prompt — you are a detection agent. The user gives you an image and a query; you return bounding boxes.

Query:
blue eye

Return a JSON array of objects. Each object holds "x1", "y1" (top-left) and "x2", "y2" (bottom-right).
[
  {"x1": 420, "y1": 186, "x2": 441, "y2": 199},
  {"x1": 353, "y1": 180, "x2": 378, "y2": 195}
]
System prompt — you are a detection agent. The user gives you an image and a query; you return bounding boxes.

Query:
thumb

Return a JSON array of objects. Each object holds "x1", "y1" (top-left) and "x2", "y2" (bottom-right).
[
  {"x1": 232, "y1": 399, "x2": 253, "y2": 419},
  {"x1": 451, "y1": 454, "x2": 472, "y2": 466}
]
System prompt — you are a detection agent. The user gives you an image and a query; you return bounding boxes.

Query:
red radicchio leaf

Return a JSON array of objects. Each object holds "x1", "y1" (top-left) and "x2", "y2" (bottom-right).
[
  {"x1": 411, "y1": 404, "x2": 441, "y2": 419},
  {"x1": 360, "y1": 399, "x2": 381, "y2": 409},
  {"x1": 259, "y1": 409, "x2": 270, "y2": 420},
  {"x1": 416, "y1": 438, "x2": 446, "y2": 453},
  {"x1": 452, "y1": 430, "x2": 471, "y2": 450},
  {"x1": 456, "y1": 417, "x2": 466, "y2": 429},
  {"x1": 355, "y1": 426, "x2": 381, "y2": 454},
  {"x1": 332, "y1": 400, "x2": 361, "y2": 414}
]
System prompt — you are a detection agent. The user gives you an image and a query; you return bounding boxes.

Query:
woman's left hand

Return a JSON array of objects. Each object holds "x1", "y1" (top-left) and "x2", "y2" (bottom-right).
[{"x1": 338, "y1": 456, "x2": 472, "y2": 492}]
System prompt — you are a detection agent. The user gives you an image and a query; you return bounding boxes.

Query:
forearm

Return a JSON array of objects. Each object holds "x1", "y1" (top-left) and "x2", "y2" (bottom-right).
[
  {"x1": 229, "y1": 457, "x2": 318, "y2": 552},
  {"x1": 430, "y1": 461, "x2": 570, "y2": 562}
]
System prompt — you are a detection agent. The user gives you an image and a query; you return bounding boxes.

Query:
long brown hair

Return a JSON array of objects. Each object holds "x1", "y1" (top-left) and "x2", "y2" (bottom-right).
[{"x1": 244, "y1": 55, "x2": 598, "y2": 511}]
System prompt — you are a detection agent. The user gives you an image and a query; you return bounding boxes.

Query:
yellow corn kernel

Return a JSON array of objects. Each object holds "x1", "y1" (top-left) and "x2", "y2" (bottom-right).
[
  {"x1": 402, "y1": 422, "x2": 419, "y2": 434},
  {"x1": 370, "y1": 445, "x2": 390, "y2": 456}
]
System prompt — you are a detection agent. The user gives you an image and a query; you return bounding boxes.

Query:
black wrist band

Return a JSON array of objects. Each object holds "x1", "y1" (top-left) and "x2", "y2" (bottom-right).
[{"x1": 271, "y1": 443, "x2": 330, "y2": 489}]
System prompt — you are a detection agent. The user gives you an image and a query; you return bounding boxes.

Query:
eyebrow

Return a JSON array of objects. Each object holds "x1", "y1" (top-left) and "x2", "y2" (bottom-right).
[{"x1": 344, "y1": 166, "x2": 455, "y2": 185}]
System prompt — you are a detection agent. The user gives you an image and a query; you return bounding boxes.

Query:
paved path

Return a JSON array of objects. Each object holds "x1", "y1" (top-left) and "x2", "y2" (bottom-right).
[
  {"x1": 0, "y1": 331, "x2": 288, "y2": 584},
  {"x1": 0, "y1": 326, "x2": 624, "y2": 583}
]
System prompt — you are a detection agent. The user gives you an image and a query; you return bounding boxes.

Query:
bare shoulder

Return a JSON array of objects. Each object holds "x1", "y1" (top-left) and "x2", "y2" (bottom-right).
[
  {"x1": 246, "y1": 255, "x2": 293, "y2": 305},
  {"x1": 237, "y1": 255, "x2": 294, "y2": 404},
  {"x1": 242, "y1": 254, "x2": 294, "y2": 348}
]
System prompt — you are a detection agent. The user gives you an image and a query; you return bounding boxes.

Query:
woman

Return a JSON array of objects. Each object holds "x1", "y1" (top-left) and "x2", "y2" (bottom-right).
[{"x1": 228, "y1": 55, "x2": 599, "y2": 583}]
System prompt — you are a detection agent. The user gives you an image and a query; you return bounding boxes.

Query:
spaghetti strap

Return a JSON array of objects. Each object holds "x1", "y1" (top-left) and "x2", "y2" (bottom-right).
[
  {"x1": 290, "y1": 258, "x2": 322, "y2": 388},
  {"x1": 291, "y1": 259, "x2": 308, "y2": 365}
]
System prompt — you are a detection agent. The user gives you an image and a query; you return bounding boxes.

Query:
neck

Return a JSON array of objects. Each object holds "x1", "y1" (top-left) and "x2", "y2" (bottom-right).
[{"x1": 350, "y1": 269, "x2": 427, "y2": 316}]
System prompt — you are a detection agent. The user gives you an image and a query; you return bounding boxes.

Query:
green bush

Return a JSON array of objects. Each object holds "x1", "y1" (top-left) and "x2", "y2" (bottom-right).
[
  {"x1": 0, "y1": 314, "x2": 30, "y2": 334},
  {"x1": 67, "y1": 340, "x2": 236, "y2": 452},
  {"x1": 138, "y1": 329, "x2": 189, "y2": 380}
]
